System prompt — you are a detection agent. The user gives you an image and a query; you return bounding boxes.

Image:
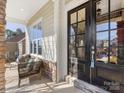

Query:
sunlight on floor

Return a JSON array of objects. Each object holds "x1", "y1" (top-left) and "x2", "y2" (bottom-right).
[{"x1": 5, "y1": 62, "x2": 83, "y2": 93}]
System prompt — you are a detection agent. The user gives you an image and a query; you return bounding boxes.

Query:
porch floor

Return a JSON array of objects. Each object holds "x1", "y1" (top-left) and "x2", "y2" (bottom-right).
[{"x1": 5, "y1": 62, "x2": 83, "y2": 93}]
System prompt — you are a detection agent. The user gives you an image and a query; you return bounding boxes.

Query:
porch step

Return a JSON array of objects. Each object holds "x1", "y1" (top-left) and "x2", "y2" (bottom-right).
[
  {"x1": 74, "y1": 79, "x2": 110, "y2": 93},
  {"x1": 65, "y1": 75, "x2": 110, "y2": 93},
  {"x1": 65, "y1": 75, "x2": 76, "y2": 85}
]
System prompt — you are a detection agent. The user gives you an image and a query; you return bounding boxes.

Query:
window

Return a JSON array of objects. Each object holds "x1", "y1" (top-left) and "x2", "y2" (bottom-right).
[
  {"x1": 33, "y1": 41, "x2": 37, "y2": 54},
  {"x1": 96, "y1": 0, "x2": 124, "y2": 65},
  {"x1": 29, "y1": 20, "x2": 56, "y2": 60},
  {"x1": 30, "y1": 42, "x2": 33, "y2": 53},
  {"x1": 38, "y1": 40, "x2": 42, "y2": 54},
  {"x1": 29, "y1": 21, "x2": 42, "y2": 55}
]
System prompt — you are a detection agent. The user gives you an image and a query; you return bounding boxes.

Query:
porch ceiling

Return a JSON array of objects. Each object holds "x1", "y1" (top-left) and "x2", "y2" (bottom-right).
[{"x1": 6, "y1": 0, "x2": 49, "y2": 23}]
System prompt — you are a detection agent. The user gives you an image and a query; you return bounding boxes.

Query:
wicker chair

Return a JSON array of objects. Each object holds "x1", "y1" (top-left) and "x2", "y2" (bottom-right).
[{"x1": 18, "y1": 59, "x2": 42, "y2": 87}]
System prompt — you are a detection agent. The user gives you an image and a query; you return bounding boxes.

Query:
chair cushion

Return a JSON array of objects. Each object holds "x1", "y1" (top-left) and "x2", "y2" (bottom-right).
[
  {"x1": 33, "y1": 61, "x2": 41, "y2": 71},
  {"x1": 19, "y1": 56, "x2": 25, "y2": 62},
  {"x1": 18, "y1": 56, "x2": 42, "y2": 78},
  {"x1": 26, "y1": 59, "x2": 34, "y2": 72},
  {"x1": 19, "y1": 68, "x2": 28, "y2": 74}
]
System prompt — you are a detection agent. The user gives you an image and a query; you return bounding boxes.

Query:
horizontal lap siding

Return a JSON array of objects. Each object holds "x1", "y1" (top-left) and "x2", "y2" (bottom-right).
[
  {"x1": 65, "y1": 0, "x2": 73, "y2": 4},
  {"x1": 28, "y1": 1, "x2": 56, "y2": 82}
]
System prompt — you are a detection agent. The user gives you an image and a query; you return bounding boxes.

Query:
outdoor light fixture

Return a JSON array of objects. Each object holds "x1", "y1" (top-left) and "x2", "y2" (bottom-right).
[
  {"x1": 97, "y1": 8, "x2": 102, "y2": 16},
  {"x1": 96, "y1": 0, "x2": 102, "y2": 16}
]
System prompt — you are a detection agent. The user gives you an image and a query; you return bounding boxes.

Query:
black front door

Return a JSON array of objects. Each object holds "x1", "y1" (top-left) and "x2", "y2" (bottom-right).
[{"x1": 68, "y1": 2, "x2": 91, "y2": 82}]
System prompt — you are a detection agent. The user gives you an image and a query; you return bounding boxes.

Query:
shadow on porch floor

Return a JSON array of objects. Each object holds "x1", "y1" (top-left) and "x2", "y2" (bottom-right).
[{"x1": 5, "y1": 62, "x2": 83, "y2": 93}]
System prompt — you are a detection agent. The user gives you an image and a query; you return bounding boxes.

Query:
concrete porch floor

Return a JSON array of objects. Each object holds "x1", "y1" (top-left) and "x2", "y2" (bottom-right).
[{"x1": 5, "y1": 62, "x2": 84, "y2": 93}]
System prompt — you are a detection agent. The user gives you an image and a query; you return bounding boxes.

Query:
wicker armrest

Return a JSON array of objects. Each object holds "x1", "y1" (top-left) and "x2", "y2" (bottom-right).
[
  {"x1": 18, "y1": 62, "x2": 28, "y2": 68},
  {"x1": 18, "y1": 63, "x2": 29, "y2": 74}
]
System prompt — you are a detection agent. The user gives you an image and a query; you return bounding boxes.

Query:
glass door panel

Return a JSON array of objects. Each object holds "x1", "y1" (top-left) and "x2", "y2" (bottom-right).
[
  {"x1": 71, "y1": 12, "x2": 77, "y2": 24},
  {"x1": 77, "y1": 47, "x2": 85, "y2": 60},
  {"x1": 69, "y1": 36, "x2": 76, "y2": 57},
  {"x1": 78, "y1": 9, "x2": 85, "y2": 22},
  {"x1": 70, "y1": 24, "x2": 77, "y2": 36},
  {"x1": 77, "y1": 22, "x2": 85, "y2": 34},
  {"x1": 76, "y1": 35, "x2": 85, "y2": 47},
  {"x1": 68, "y1": 5, "x2": 88, "y2": 80},
  {"x1": 69, "y1": 36, "x2": 75, "y2": 45}
]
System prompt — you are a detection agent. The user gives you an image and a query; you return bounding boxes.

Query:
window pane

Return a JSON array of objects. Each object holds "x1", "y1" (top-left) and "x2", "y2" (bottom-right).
[
  {"x1": 70, "y1": 24, "x2": 77, "y2": 36},
  {"x1": 117, "y1": 21, "x2": 124, "y2": 46},
  {"x1": 118, "y1": 47, "x2": 124, "y2": 65},
  {"x1": 110, "y1": 30, "x2": 118, "y2": 46},
  {"x1": 69, "y1": 36, "x2": 76, "y2": 57},
  {"x1": 97, "y1": 22, "x2": 109, "y2": 31},
  {"x1": 110, "y1": 0, "x2": 122, "y2": 12},
  {"x1": 69, "y1": 44, "x2": 76, "y2": 57},
  {"x1": 30, "y1": 42, "x2": 33, "y2": 53},
  {"x1": 69, "y1": 36, "x2": 75, "y2": 45},
  {"x1": 38, "y1": 40, "x2": 42, "y2": 54},
  {"x1": 34, "y1": 41, "x2": 37, "y2": 54},
  {"x1": 71, "y1": 12, "x2": 77, "y2": 24},
  {"x1": 96, "y1": 47, "x2": 108, "y2": 63},
  {"x1": 77, "y1": 48, "x2": 85, "y2": 60},
  {"x1": 78, "y1": 9, "x2": 85, "y2": 22},
  {"x1": 110, "y1": 47, "x2": 117, "y2": 64},
  {"x1": 77, "y1": 22, "x2": 85, "y2": 34},
  {"x1": 96, "y1": 31, "x2": 109, "y2": 63},
  {"x1": 76, "y1": 35, "x2": 85, "y2": 47},
  {"x1": 96, "y1": 0, "x2": 109, "y2": 15},
  {"x1": 110, "y1": 0, "x2": 124, "y2": 29},
  {"x1": 110, "y1": 22, "x2": 118, "y2": 29},
  {"x1": 96, "y1": 31, "x2": 109, "y2": 47},
  {"x1": 96, "y1": 0, "x2": 109, "y2": 31}
]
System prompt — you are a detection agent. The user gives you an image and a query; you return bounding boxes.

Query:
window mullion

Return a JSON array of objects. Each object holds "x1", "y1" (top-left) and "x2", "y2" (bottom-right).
[{"x1": 108, "y1": 0, "x2": 111, "y2": 63}]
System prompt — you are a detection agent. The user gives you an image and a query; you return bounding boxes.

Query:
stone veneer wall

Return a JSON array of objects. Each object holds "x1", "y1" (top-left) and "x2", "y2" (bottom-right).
[
  {"x1": 0, "y1": 0, "x2": 6, "y2": 92},
  {"x1": 30, "y1": 54, "x2": 57, "y2": 82},
  {"x1": 41, "y1": 59, "x2": 57, "y2": 82}
]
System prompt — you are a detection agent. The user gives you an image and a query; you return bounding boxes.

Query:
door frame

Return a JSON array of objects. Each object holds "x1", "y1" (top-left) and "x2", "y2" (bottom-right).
[
  {"x1": 67, "y1": 0, "x2": 96, "y2": 82},
  {"x1": 67, "y1": 1, "x2": 90, "y2": 77}
]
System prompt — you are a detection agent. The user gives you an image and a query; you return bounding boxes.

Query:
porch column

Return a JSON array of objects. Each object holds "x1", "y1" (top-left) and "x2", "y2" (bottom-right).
[
  {"x1": 53, "y1": 0, "x2": 66, "y2": 82},
  {"x1": 0, "y1": 0, "x2": 6, "y2": 92},
  {"x1": 25, "y1": 26, "x2": 30, "y2": 54}
]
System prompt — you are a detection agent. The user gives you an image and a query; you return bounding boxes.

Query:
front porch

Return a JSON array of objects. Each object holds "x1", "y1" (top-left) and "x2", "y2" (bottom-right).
[
  {"x1": 0, "y1": 0, "x2": 123, "y2": 92},
  {"x1": 5, "y1": 63, "x2": 83, "y2": 93}
]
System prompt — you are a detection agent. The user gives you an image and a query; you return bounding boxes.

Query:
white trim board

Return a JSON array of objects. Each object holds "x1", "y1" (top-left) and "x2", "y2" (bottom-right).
[
  {"x1": 30, "y1": 17, "x2": 43, "y2": 28},
  {"x1": 65, "y1": 0, "x2": 89, "y2": 12}
]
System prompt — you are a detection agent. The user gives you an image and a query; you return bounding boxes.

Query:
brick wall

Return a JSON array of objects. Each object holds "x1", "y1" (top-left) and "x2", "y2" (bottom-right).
[{"x1": 0, "y1": 0, "x2": 6, "y2": 92}]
